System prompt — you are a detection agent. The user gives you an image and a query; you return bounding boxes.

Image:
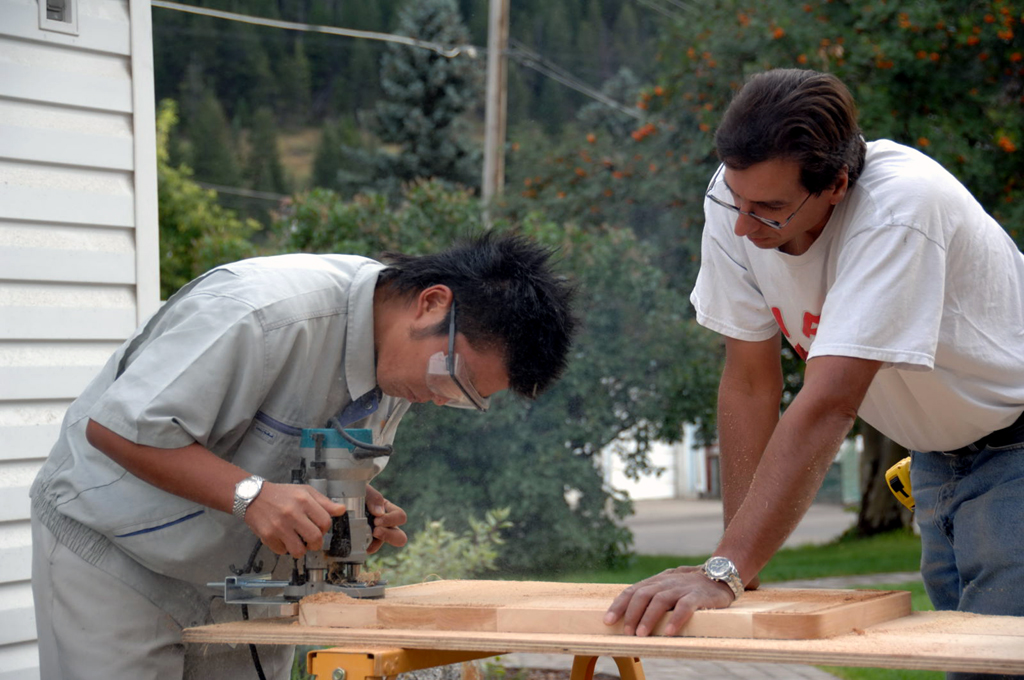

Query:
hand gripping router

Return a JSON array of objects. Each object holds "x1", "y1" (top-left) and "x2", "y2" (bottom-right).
[{"x1": 212, "y1": 422, "x2": 391, "y2": 604}]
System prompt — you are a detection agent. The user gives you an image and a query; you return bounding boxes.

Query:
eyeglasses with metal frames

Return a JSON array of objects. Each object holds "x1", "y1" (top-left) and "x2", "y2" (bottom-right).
[{"x1": 705, "y1": 165, "x2": 813, "y2": 231}]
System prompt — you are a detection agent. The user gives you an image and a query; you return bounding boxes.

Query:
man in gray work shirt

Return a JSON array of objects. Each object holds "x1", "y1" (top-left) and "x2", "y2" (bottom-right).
[{"x1": 31, "y1": 231, "x2": 578, "y2": 680}]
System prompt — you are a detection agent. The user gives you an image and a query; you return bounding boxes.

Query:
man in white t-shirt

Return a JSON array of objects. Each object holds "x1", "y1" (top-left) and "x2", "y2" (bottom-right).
[{"x1": 604, "y1": 69, "x2": 1024, "y2": 676}]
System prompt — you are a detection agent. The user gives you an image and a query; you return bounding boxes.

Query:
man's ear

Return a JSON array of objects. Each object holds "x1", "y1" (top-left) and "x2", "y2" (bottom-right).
[
  {"x1": 414, "y1": 285, "x2": 453, "y2": 321},
  {"x1": 828, "y1": 166, "x2": 850, "y2": 205}
]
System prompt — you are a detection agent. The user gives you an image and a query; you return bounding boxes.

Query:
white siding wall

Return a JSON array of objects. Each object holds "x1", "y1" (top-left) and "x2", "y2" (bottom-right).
[{"x1": 0, "y1": 0, "x2": 158, "y2": 677}]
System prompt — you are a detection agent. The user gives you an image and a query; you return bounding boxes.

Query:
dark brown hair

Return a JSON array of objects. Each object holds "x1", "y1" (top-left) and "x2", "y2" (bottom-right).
[{"x1": 715, "y1": 69, "x2": 866, "y2": 194}]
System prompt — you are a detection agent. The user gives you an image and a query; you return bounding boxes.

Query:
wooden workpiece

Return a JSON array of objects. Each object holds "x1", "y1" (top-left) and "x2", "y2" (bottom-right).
[
  {"x1": 184, "y1": 609, "x2": 1024, "y2": 675},
  {"x1": 183, "y1": 582, "x2": 1024, "y2": 675},
  {"x1": 299, "y1": 580, "x2": 910, "y2": 640}
]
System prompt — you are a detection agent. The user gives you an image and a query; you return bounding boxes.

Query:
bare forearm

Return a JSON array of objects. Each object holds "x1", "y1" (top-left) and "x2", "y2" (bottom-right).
[
  {"x1": 85, "y1": 419, "x2": 246, "y2": 513},
  {"x1": 715, "y1": 400, "x2": 854, "y2": 584},
  {"x1": 606, "y1": 354, "x2": 880, "y2": 636},
  {"x1": 715, "y1": 355, "x2": 880, "y2": 585},
  {"x1": 85, "y1": 418, "x2": 348, "y2": 558},
  {"x1": 717, "y1": 382, "x2": 779, "y2": 528}
]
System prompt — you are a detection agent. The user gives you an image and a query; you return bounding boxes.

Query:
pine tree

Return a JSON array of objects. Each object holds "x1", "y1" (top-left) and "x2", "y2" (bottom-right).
[
  {"x1": 311, "y1": 116, "x2": 362, "y2": 190},
  {"x1": 245, "y1": 106, "x2": 289, "y2": 194},
  {"x1": 372, "y1": 0, "x2": 482, "y2": 189},
  {"x1": 188, "y1": 91, "x2": 242, "y2": 187},
  {"x1": 277, "y1": 39, "x2": 313, "y2": 127}
]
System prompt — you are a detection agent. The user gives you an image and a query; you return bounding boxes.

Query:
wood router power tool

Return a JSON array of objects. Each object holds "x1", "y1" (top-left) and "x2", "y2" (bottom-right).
[{"x1": 211, "y1": 425, "x2": 391, "y2": 605}]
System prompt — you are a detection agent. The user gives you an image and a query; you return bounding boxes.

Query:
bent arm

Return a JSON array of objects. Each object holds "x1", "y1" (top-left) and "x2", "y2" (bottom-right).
[{"x1": 85, "y1": 419, "x2": 345, "y2": 557}]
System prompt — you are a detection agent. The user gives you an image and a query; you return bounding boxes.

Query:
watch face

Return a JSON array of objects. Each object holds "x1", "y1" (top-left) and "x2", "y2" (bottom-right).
[
  {"x1": 238, "y1": 478, "x2": 260, "y2": 499},
  {"x1": 706, "y1": 557, "x2": 732, "y2": 578}
]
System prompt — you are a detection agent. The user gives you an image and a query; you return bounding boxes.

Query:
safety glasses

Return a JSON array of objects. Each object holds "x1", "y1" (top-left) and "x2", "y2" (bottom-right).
[{"x1": 425, "y1": 301, "x2": 489, "y2": 411}]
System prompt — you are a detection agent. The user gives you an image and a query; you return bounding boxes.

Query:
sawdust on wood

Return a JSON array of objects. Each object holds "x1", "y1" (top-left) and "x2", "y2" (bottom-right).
[
  {"x1": 357, "y1": 569, "x2": 383, "y2": 585},
  {"x1": 301, "y1": 590, "x2": 363, "y2": 606}
]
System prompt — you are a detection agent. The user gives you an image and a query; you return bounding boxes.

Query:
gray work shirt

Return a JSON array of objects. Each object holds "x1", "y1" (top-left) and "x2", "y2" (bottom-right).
[{"x1": 31, "y1": 253, "x2": 411, "y2": 594}]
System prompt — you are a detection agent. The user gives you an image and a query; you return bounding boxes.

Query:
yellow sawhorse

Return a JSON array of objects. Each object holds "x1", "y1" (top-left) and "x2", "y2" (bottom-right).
[{"x1": 306, "y1": 647, "x2": 645, "y2": 680}]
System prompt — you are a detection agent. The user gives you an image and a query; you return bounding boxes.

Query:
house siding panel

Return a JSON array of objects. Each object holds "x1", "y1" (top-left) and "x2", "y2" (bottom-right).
[{"x1": 0, "y1": 0, "x2": 156, "y2": 673}]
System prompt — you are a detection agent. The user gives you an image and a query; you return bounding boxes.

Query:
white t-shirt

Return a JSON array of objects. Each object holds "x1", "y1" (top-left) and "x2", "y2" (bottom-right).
[{"x1": 690, "y1": 140, "x2": 1024, "y2": 452}]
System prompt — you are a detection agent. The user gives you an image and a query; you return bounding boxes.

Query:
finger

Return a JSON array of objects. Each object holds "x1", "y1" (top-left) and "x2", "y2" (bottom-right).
[
  {"x1": 374, "y1": 525, "x2": 408, "y2": 548},
  {"x1": 635, "y1": 591, "x2": 680, "y2": 637},
  {"x1": 365, "y1": 484, "x2": 384, "y2": 508},
  {"x1": 604, "y1": 586, "x2": 637, "y2": 625},
  {"x1": 295, "y1": 518, "x2": 328, "y2": 553},
  {"x1": 371, "y1": 502, "x2": 407, "y2": 528},
  {"x1": 661, "y1": 596, "x2": 698, "y2": 637},
  {"x1": 621, "y1": 587, "x2": 658, "y2": 636},
  {"x1": 315, "y1": 498, "x2": 346, "y2": 519},
  {"x1": 282, "y1": 530, "x2": 309, "y2": 559},
  {"x1": 262, "y1": 536, "x2": 287, "y2": 556}
]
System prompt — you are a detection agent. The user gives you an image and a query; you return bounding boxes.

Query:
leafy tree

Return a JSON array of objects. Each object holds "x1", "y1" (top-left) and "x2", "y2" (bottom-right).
[
  {"x1": 156, "y1": 100, "x2": 259, "y2": 298},
  {"x1": 271, "y1": 181, "x2": 720, "y2": 573}
]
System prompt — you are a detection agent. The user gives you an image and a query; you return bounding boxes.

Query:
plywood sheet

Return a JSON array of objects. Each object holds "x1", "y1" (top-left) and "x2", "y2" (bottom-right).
[
  {"x1": 299, "y1": 580, "x2": 910, "y2": 640},
  {"x1": 182, "y1": 610, "x2": 1024, "y2": 675}
]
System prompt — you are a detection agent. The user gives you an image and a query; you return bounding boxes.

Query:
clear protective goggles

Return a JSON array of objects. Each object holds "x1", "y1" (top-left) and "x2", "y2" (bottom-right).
[{"x1": 424, "y1": 301, "x2": 490, "y2": 412}]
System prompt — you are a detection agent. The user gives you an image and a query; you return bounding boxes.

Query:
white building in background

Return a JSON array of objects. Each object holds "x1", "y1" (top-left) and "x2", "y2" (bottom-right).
[
  {"x1": 0, "y1": 1, "x2": 159, "y2": 677},
  {"x1": 602, "y1": 424, "x2": 711, "y2": 501}
]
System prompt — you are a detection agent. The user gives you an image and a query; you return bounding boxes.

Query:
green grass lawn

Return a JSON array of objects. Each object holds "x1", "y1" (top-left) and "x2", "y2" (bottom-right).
[
  {"x1": 547, "y1": 528, "x2": 923, "y2": 585},
  {"x1": 544, "y1": 529, "x2": 940, "y2": 680}
]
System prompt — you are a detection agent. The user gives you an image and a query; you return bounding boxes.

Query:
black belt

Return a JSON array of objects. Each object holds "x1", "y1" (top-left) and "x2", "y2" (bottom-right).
[{"x1": 942, "y1": 408, "x2": 1024, "y2": 456}]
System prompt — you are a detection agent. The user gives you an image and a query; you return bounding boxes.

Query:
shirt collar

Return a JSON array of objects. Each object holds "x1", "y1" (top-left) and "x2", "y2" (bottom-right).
[{"x1": 345, "y1": 260, "x2": 386, "y2": 400}]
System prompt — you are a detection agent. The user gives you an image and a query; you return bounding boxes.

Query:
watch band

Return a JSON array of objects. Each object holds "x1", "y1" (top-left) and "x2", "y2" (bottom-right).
[
  {"x1": 701, "y1": 556, "x2": 744, "y2": 599},
  {"x1": 232, "y1": 475, "x2": 265, "y2": 520}
]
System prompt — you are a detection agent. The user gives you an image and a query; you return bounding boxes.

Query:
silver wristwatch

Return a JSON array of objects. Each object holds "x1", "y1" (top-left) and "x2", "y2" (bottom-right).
[
  {"x1": 701, "y1": 556, "x2": 744, "y2": 599},
  {"x1": 232, "y1": 475, "x2": 265, "y2": 520}
]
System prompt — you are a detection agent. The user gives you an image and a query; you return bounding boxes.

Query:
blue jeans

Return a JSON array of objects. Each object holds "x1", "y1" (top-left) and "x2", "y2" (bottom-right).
[{"x1": 911, "y1": 444, "x2": 1024, "y2": 680}]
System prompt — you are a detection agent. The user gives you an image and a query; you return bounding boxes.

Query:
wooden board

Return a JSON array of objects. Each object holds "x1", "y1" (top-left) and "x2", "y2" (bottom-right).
[
  {"x1": 298, "y1": 581, "x2": 910, "y2": 640},
  {"x1": 182, "y1": 610, "x2": 1024, "y2": 675}
]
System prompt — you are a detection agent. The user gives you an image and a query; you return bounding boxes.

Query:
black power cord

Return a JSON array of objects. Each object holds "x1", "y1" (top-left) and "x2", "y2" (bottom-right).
[
  {"x1": 241, "y1": 603, "x2": 268, "y2": 680},
  {"x1": 233, "y1": 537, "x2": 268, "y2": 680}
]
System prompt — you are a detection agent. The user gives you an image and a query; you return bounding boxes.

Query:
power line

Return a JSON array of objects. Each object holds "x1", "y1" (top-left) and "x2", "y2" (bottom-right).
[
  {"x1": 508, "y1": 39, "x2": 642, "y2": 120},
  {"x1": 632, "y1": 0, "x2": 689, "y2": 21},
  {"x1": 152, "y1": 1, "x2": 644, "y2": 121},
  {"x1": 658, "y1": 0, "x2": 700, "y2": 15},
  {"x1": 195, "y1": 181, "x2": 288, "y2": 202},
  {"x1": 150, "y1": 1, "x2": 479, "y2": 59}
]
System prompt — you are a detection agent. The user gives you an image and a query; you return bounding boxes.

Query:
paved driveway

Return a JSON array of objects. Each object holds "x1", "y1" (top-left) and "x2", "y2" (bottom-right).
[{"x1": 623, "y1": 498, "x2": 858, "y2": 556}]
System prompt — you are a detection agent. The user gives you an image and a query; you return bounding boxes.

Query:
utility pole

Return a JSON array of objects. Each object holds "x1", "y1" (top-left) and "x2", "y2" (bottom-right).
[{"x1": 481, "y1": 0, "x2": 509, "y2": 223}]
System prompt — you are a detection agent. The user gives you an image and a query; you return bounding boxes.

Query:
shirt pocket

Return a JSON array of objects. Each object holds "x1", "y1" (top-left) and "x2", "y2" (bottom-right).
[{"x1": 110, "y1": 411, "x2": 307, "y2": 586}]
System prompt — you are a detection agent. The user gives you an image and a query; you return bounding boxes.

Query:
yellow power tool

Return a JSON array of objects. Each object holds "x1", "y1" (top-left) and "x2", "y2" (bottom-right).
[{"x1": 885, "y1": 456, "x2": 914, "y2": 510}]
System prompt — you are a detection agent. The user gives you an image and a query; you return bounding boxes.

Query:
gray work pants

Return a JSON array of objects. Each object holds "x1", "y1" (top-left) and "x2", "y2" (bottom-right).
[{"x1": 31, "y1": 515, "x2": 293, "y2": 680}]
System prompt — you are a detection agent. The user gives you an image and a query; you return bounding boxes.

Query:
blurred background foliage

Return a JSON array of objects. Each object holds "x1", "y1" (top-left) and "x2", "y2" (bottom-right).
[{"x1": 155, "y1": 0, "x2": 1024, "y2": 573}]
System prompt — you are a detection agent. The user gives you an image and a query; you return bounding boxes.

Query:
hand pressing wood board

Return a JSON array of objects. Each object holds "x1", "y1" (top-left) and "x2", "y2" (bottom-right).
[{"x1": 299, "y1": 580, "x2": 911, "y2": 640}]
